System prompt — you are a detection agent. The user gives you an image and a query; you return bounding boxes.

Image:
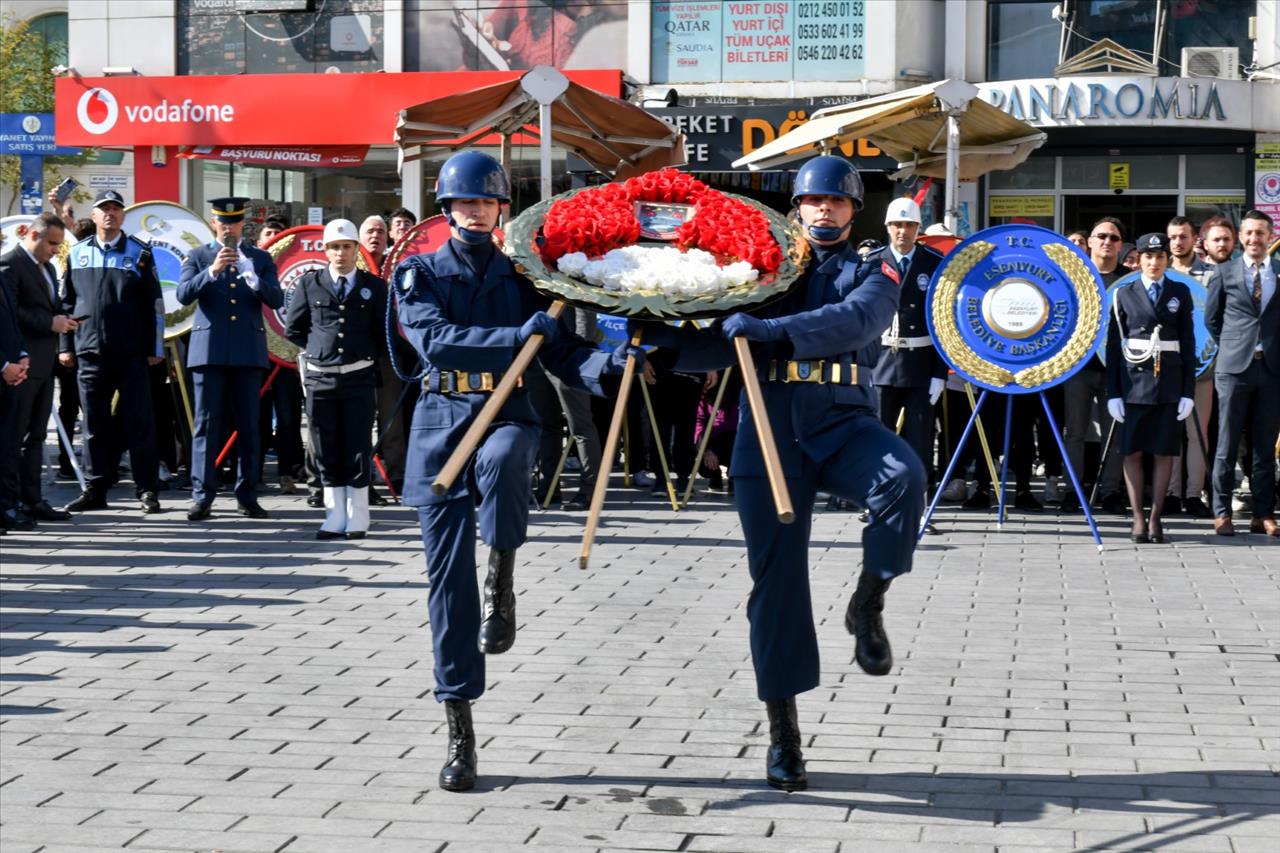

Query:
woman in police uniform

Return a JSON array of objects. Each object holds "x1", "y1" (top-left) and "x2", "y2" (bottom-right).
[{"x1": 1105, "y1": 233, "x2": 1196, "y2": 543}]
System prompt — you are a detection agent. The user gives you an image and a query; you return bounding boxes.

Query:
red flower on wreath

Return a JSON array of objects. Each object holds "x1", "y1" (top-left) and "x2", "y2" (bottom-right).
[{"x1": 539, "y1": 169, "x2": 782, "y2": 275}]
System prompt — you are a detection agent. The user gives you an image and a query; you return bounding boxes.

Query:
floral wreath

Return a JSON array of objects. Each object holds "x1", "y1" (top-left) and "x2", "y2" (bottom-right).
[{"x1": 505, "y1": 169, "x2": 808, "y2": 319}]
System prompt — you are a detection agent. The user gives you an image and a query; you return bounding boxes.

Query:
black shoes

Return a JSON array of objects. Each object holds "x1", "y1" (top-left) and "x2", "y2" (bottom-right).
[
  {"x1": 439, "y1": 700, "x2": 477, "y2": 792},
  {"x1": 563, "y1": 492, "x2": 590, "y2": 511},
  {"x1": 846, "y1": 571, "x2": 893, "y2": 676},
  {"x1": 66, "y1": 491, "x2": 108, "y2": 512},
  {"x1": 25, "y1": 501, "x2": 71, "y2": 522},
  {"x1": 1100, "y1": 492, "x2": 1127, "y2": 515},
  {"x1": 764, "y1": 697, "x2": 807, "y2": 791},
  {"x1": 186, "y1": 501, "x2": 212, "y2": 521},
  {"x1": 306, "y1": 489, "x2": 323, "y2": 508},
  {"x1": 237, "y1": 501, "x2": 268, "y2": 519},
  {"x1": 140, "y1": 491, "x2": 162, "y2": 514},
  {"x1": 1183, "y1": 497, "x2": 1212, "y2": 519},
  {"x1": 315, "y1": 530, "x2": 345, "y2": 541},
  {"x1": 369, "y1": 486, "x2": 387, "y2": 507},
  {"x1": 1162, "y1": 496, "x2": 1182, "y2": 515},
  {"x1": 963, "y1": 490, "x2": 991, "y2": 510},
  {"x1": 478, "y1": 549, "x2": 517, "y2": 654},
  {"x1": 0, "y1": 511, "x2": 35, "y2": 531},
  {"x1": 1059, "y1": 492, "x2": 1080, "y2": 513},
  {"x1": 1014, "y1": 491, "x2": 1043, "y2": 513}
]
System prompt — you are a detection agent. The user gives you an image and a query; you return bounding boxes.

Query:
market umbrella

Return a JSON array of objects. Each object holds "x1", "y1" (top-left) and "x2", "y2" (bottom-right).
[{"x1": 732, "y1": 79, "x2": 1046, "y2": 233}]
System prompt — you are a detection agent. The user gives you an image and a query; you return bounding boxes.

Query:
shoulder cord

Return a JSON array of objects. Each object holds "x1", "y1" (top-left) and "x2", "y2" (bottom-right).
[
  {"x1": 385, "y1": 265, "x2": 426, "y2": 383},
  {"x1": 1113, "y1": 286, "x2": 1162, "y2": 373}
]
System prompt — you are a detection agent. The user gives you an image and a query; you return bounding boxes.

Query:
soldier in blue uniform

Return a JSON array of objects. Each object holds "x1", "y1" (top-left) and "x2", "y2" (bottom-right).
[
  {"x1": 285, "y1": 219, "x2": 387, "y2": 540},
  {"x1": 178, "y1": 197, "x2": 284, "y2": 521},
  {"x1": 642, "y1": 157, "x2": 924, "y2": 791},
  {"x1": 60, "y1": 190, "x2": 165, "y2": 515},
  {"x1": 869, "y1": 197, "x2": 946, "y2": 503},
  {"x1": 393, "y1": 151, "x2": 631, "y2": 792},
  {"x1": 1105, "y1": 233, "x2": 1196, "y2": 544}
]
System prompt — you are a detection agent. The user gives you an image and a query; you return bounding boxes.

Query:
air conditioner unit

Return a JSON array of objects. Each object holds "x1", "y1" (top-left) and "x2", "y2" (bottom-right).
[{"x1": 1181, "y1": 47, "x2": 1240, "y2": 80}]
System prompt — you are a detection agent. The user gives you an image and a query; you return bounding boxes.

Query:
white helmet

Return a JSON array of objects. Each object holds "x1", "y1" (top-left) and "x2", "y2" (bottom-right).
[
  {"x1": 884, "y1": 197, "x2": 922, "y2": 225},
  {"x1": 323, "y1": 218, "x2": 358, "y2": 247}
]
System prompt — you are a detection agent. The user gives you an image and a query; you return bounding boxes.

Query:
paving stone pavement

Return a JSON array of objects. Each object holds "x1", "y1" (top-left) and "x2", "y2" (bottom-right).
[{"x1": 1, "y1": 478, "x2": 1277, "y2": 853}]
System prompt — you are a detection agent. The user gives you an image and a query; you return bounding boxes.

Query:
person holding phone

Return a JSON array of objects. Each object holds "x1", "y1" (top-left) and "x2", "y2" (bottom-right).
[{"x1": 178, "y1": 197, "x2": 283, "y2": 522}]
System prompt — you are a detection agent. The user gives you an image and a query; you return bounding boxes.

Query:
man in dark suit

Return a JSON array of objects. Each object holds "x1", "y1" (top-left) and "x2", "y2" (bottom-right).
[
  {"x1": 1205, "y1": 210, "x2": 1280, "y2": 537},
  {"x1": 0, "y1": 213, "x2": 75, "y2": 523},
  {"x1": 177, "y1": 197, "x2": 284, "y2": 521},
  {"x1": 1, "y1": 268, "x2": 32, "y2": 531}
]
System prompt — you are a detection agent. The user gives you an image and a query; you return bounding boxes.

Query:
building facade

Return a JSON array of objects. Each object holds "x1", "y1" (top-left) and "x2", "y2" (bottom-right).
[{"x1": 1, "y1": 0, "x2": 1276, "y2": 240}]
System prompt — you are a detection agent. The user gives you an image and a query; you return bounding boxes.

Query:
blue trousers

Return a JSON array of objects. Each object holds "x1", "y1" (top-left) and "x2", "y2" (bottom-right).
[
  {"x1": 418, "y1": 422, "x2": 538, "y2": 702},
  {"x1": 190, "y1": 365, "x2": 264, "y2": 506},
  {"x1": 736, "y1": 413, "x2": 924, "y2": 701}
]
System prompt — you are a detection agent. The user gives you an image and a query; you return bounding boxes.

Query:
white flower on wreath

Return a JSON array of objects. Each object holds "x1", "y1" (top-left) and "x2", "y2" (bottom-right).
[{"x1": 556, "y1": 246, "x2": 759, "y2": 298}]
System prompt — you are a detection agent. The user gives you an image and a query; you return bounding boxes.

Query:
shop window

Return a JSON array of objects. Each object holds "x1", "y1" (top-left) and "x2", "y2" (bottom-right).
[
  {"x1": 986, "y1": 1, "x2": 1059, "y2": 82},
  {"x1": 1184, "y1": 153, "x2": 1245, "y2": 190},
  {"x1": 1184, "y1": 196, "x2": 1245, "y2": 228},
  {"x1": 177, "y1": 0, "x2": 384, "y2": 76},
  {"x1": 1062, "y1": 0, "x2": 1255, "y2": 74},
  {"x1": 406, "y1": 2, "x2": 628, "y2": 72},
  {"x1": 1061, "y1": 154, "x2": 1177, "y2": 190},
  {"x1": 988, "y1": 155, "x2": 1055, "y2": 190},
  {"x1": 1167, "y1": 0, "x2": 1255, "y2": 67}
]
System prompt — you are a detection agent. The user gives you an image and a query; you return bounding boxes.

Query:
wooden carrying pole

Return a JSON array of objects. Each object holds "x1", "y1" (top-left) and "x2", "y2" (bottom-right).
[
  {"x1": 579, "y1": 329, "x2": 644, "y2": 569},
  {"x1": 733, "y1": 337, "x2": 794, "y2": 524},
  {"x1": 431, "y1": 300, "x2": 565, "y2": 495}
]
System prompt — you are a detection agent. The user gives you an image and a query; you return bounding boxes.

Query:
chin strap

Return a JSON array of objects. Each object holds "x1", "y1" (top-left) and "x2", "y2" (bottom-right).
[
  {"x1": 806, "y1": 223, "x2": 849, "y2": 243},
  {"x1": 444, "y1": 201, "x2": 500, "y2": 245}
]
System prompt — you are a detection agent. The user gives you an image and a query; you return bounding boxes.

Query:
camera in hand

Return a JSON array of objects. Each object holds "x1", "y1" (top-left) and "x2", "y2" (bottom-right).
[{"x1": 221, "y1": 234, "x2": 239, "y2": 276}]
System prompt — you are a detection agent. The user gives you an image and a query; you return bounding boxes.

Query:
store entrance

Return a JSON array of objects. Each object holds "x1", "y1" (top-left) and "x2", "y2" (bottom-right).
[{"x1": 1063, "y1": 195, "x2": 1179, "y2": 244}]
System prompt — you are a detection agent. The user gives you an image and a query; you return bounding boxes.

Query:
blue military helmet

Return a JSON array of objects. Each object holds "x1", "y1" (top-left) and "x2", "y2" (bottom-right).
[
  {"x1": 435, "y1": 150, "x2": 511, "y2": 203},
  {"x1": 790, "y1": 156, "x2": 864, "y2": 211}
]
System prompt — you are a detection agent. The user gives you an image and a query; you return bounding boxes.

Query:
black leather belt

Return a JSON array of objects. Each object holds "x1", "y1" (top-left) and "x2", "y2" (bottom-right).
[
  {"x1": 422, "y1": 370, "x2": 519, "y2": 394},
  {"x1": 762, "y1": 359, "x2": 858, "y2": 385}
]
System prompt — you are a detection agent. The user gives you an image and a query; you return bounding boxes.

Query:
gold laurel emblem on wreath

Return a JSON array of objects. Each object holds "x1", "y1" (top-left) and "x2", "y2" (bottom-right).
[
  {"x1": 932, "y1": 240, "x2": 1102, "y2": 390},
  {"x1": 265, "y1": 234, "x2": 300, "y2": 365},
  {"x1": 930, "y1": 241, "x2": 1014, "y2": 387},
  {"x1": 1016, "y1": 243, "x2": 1101, "y2": 388}
]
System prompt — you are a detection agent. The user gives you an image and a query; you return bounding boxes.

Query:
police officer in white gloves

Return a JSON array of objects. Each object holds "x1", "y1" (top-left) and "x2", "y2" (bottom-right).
[{"x1": 285, "y1": 219, "x2": 387, "y2": 540}]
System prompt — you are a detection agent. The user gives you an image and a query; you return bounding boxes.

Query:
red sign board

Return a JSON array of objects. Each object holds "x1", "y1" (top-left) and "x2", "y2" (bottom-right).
[
  {"x1": 178, "y1": 145, "x2": 370, "y2": 167},
  {"x1": 54, "y1": 69, "x2": 622, "y2": 147}
]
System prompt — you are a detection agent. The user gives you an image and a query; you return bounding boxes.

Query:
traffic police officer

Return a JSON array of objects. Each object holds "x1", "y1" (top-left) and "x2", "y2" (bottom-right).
[
  {"x1": 1105, "y1": 232, "x2": 1196, "y2": 544},
  {"x1": 285, "y1": 219, "x2": 386, "y2": 540},
  {"x1": 60, "y1": 190, "x2": 165, "y2": 515},
  {"x1": 178, "y1": 197, "x2": 284, "y2": 521},
  {"x1": 870, "y1": 197, "x2": 946, "y2": 491},
  {"x1": 644, "y1": 156, "x2": 924, "y2": 792},
  {"x1": 393, "y1": 151, "x2": 627, "y2": 792}
]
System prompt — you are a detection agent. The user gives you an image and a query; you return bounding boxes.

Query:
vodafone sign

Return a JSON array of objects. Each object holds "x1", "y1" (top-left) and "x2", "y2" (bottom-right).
[{"x1": 56, "y1": 70, "x2": 621, "y2": 147}]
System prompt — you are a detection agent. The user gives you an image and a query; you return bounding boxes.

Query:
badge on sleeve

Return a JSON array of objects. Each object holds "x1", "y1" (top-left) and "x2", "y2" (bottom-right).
[
  {"x1": 917, "y1": 273, "x2": 930, "y2": 291},
  {"x1": 1166, "y1": 296, "x2": 1180, "y2": 312},
  {"x1": 79, "y1": 254, "x2": 89, "y2": 267},
  {"x1": 360, "y1": 287, "x2": 372, "y2": 300},
  {"x1": 880, "y1": 260, "x2": 901, "y2": 286},
  {"x1": 123, "y1": 256, "x2": 134, "y2": 269}
]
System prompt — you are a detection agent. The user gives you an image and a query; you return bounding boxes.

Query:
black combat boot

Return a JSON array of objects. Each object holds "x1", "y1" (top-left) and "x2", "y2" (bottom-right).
[
  {"x1": 439, "y1": 699, "x2": 477, "y2": 791},
  {"x1": 764, "y1": 697, "x2": 807, "y2": 791},
  {"x1": 845, "y1": 571, "x2": 893, "y2": 675},
  {"x1": 478, "y1": 548, "x2": 517, "y2": 654}
]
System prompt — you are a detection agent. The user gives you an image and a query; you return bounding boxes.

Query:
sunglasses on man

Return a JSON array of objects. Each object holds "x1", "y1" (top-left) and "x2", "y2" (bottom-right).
[{"x1": 1092, "y1": 233, "x2": 1121, "y2": 242}]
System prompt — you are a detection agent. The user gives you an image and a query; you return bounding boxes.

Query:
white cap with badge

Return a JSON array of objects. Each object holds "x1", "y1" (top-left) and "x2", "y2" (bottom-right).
[
  {"x1": 323, "y1": 219, "x2": 359, "y2": 247},
  {"x1": 884, "y1": 197, "x2": 922, "y2": 225}
]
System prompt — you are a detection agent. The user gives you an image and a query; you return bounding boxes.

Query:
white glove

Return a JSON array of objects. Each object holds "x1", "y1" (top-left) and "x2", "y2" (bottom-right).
[
  {"x1": 1176, "y1": 397, "x2": 1194, "y2": 421},
  {"x1": 1107, "y1": 397, "x2": 1125, "y2": 424},
  {"x1": 928, "y1": 377, "x2": 945, "y2": 406},
  {"x1": 237, "y1": 250, "x2": 260, "y2": 290}
]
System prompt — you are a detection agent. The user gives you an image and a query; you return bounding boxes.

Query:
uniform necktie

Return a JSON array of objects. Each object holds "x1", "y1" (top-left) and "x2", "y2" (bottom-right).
[
  {"x1": 899, "y1": 255, "x2": 909, "y2": 278},
  {"x1": 337, "y1": 275, "x2": 348, "y2": 301},
  {"x1": 1148, "y1": 280, "x2": 1160, "y2": 305},
  {"x1": 1253, "y1": 264, "x2": 1263, "y2": 311}
]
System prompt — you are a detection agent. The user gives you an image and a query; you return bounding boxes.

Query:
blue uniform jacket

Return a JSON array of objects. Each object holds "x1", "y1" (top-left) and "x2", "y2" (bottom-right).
[
  {"x1": 868, "y1": 244, "x2": 948, "y2": 388},
  {"x1": 60, "y1": 236, "x2": 163, "y2": 360},
  {"x1": 178, "y1": 242, "x2": 283, "y2": 369},
  {"x1": 394, "y1": 240, "x2": 612, "y2": 506},
  {"x1": 661, "y1": 243, "x2": 901, "y2": 478}
]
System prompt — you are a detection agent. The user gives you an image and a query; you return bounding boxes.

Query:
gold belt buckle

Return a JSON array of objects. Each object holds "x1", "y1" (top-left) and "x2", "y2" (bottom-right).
[{"x1": 785, "y1": 360, "x2": 824, "y2": 383}]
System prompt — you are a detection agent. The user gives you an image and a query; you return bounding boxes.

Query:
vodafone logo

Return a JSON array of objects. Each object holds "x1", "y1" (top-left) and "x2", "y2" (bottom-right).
[
  {"x1": 73, "y1": 86, "x2": 236, "y2": 136},
  {"x1": 77, "y1": 88, "x2": 119, "y2": 135}
]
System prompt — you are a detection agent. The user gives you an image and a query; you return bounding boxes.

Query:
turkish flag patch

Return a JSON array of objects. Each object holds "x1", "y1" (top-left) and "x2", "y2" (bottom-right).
[{"x1": 880, "y1": 260, "x2": 901, "y2": 286}]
